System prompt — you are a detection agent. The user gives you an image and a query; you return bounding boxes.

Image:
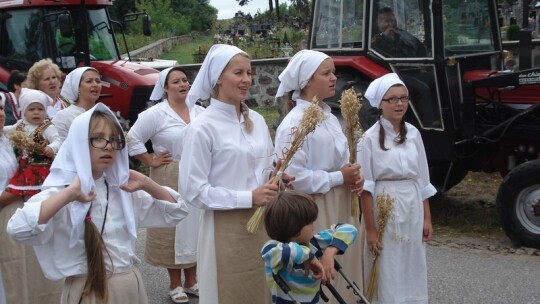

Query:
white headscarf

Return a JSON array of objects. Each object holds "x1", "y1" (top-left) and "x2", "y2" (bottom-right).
[
  {"x1": 149, "y1": 67, "x2": 174, "y2": 101},
  {"x1": 60, "y1": 67, "x2": 98, "y2": 104},
  {"x1": 364, "y1": 73, "x2": 407, "y2": 108},
  {"x1": 42, "y1": 103, "x2": 135, "y2": 248},
  {"x1": 19, "y1": 88, "x2": 51, "y2": 115},
  {"x1": 275, "y1": 50, "x2": 329, "y2": 101},
  {"x1": 186, "y1": 44, "x2": 247, "y2": 108}
]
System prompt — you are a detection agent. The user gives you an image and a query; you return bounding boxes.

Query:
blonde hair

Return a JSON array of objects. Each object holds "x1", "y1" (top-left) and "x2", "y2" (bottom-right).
[{"x1": 26, "y1": 59, "x2": 62, "y2": 89}]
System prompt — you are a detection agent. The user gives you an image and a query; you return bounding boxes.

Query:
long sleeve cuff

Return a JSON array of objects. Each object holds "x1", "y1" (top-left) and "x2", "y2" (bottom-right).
[
  {"x1": 329, "y1": 171, "x2": 344, "y2": 188},
  {"x1": 236, "y1": 190, "x2": 252, "y2": 208},
  {"x1": 421, "y1": 183, "x2": 437, "y2": 201}
]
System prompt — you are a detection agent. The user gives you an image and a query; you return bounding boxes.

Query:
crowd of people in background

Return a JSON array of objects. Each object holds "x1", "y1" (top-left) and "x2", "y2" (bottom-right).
[{"x1": 0, "y1": 41, "x2": 436, "y2": 304}]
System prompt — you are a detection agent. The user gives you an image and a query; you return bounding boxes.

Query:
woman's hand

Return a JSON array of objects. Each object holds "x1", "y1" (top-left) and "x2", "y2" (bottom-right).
[
  {"x1": 340, "y1": 163, "x2": 361, "y2": 186},
  {"x1": 252, "y1": 182, "x2": 279, "y2": 207},
  {"x1": 150, "y1": 151, "x2": 173, "y2": 168},
  {"x1": 120, "y1": 170, "x2": 150, "y2": 193}
]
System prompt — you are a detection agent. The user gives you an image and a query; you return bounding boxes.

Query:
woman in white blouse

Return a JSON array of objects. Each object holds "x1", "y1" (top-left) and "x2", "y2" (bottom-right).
[
  {"x1": 52, "y1": 67, "x2": 102, "y2": 143},
  {"x1": 179, "y1": 44, "x2": 282, "y2": 304},
  {"x1": 127, "y1": 66, "x2": 204, "y2": 304},
  {"x1": 358, "y1": 73, "x2": 436, "y2": 303},
  {"x1": 273, "y1": 50, "x2": 364, "y2": 304}
]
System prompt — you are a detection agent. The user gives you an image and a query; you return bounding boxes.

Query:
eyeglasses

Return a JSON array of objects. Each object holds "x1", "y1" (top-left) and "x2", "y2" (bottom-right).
[
  {"x1": 89, "y1": 137, "x2": 126, "y2": 150},
  {"x1": 381, "y1": 96, "x2": 410, "y2": 104}
]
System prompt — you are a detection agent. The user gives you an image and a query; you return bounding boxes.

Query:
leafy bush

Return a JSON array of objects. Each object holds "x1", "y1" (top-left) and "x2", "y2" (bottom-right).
[{"x1": 506, "y1": 24, "x2": 521, "y2": 41}]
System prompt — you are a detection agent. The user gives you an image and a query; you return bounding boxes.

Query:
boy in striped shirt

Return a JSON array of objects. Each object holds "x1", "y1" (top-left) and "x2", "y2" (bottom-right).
[{"x1": 261, "y1": 191, "x2": 358, "y2": 303}]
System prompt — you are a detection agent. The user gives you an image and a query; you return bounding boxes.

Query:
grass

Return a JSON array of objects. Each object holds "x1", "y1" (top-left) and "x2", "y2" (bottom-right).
[{"x1": 160, "y1": 36, "x2": 214, "y2": 64}]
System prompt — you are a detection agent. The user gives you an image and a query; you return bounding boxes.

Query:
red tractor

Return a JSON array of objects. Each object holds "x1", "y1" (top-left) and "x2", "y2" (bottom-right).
[
  {"x1": 0, "y1": 0, "x2": 159, "y2": 126},
  {"x1": 308, "y1": 0, "x2": 540, "y2": 247}
]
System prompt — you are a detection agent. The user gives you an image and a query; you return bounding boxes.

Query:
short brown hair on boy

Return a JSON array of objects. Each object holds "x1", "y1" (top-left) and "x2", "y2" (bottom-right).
[{"x1": 264, "y1": 191, "x2": 318, "y2": 243}]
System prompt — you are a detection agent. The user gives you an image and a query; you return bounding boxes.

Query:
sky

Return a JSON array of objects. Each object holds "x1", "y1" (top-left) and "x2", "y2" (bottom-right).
[{"x1": 209, "y1": 0, "x2": 290, "y2": 20}]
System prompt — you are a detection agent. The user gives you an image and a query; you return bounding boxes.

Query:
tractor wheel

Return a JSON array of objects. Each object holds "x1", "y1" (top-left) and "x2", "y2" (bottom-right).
[{"x1": 496, "y1": 160, "x2": 540, "y2": 248}]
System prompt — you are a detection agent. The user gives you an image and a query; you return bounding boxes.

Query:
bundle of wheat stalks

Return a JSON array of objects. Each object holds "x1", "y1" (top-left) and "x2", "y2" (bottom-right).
[
  {"x1": 9, "y1": 130, "x2": 44, "y2": 155},
  {"x1": 246, "y1": 96, "x2": 326, "y2": 234},
  {"x1": 366, "y1": 191, "x2": 395, "y2": 302},
  {"x1": 339, "y1": 87, "x2": 364, "y2": 217}
]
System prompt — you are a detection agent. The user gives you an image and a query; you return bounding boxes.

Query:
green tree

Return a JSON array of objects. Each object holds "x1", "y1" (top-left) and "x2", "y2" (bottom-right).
[{"x1": 110, "y1": 0, "x2": 136, "y2": 21}]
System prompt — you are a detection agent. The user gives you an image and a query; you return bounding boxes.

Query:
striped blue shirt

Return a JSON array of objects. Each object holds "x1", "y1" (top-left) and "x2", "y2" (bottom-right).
[{"x1": 261, "y1": 223, "x2": 358, "y2": 304}]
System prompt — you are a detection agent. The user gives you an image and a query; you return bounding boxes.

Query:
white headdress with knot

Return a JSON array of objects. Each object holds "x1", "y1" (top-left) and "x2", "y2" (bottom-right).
[
  {"x1": 364, "y1": 73, "x2": 407, "y2": 108},
  {"x1": 42, "y1": 102, "x2": 135, "y2": 248},
  {"x1": 19, "y1": 88, "x2": 52, "y2": 115},
  {"x1": 60, "y1": 67, "x2": 98, "y2": 104},
  {"x1": 186, "y1": 44, "x2": 247, "y2": 108},
  {"x1": 275, "y1": 50, "x2": 329, "y2": 101},
  {"x1": 149, "y1": 67, "x2": 174, "y2": 101}
]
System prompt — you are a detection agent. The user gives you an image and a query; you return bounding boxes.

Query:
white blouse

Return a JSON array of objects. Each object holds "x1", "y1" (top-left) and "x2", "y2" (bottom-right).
[
  {"x1": 4, "y1": 119, "x2": 62, "y2": 154},
  {"x1": 179, "y1": 99, "x2": 275, "y2": 210},
  {"x1": 274, "y1": 99, "x2": 349, "y2": 194},
  {"x1": 127, "y1": 100, "x2": 204, "y2": 160},
  {"x1": 6, "y1": 176, "x2": 188, "y2": 280},
  {"x1": 0, "y1": 134, "x2": 17, "y2": 193},
  {"x1": 357, "y1": 117, "x2": 437, "y2": 200},
  {"x1": 51, "y1": 105, "x2": 86, "y2": 144}
]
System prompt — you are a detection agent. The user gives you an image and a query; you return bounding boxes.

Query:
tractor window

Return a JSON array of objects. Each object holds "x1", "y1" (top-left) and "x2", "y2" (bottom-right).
[
  {"x1": 370, "y1": 0, "x2": 432, "y2": 59},
  {"x1": 0, "y1": 9, "x2": 44, "y2": 71},
  {"x1": 392, "y1": 64, "x2": 443, "y2": 130},
  {"x1": 443, "y1": 0, "x2": 495, "y2": 56},
  {"x1": 311, "y1": 0, "x2": 365, "y2": 49},
  {"x1": 87, "y1": 9, "x2": 118, "y2": 61}
]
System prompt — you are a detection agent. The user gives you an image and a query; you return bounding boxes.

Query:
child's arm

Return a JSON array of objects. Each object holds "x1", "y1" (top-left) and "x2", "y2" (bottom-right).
[
  {"x1": 38, "y1": 175, "x2": 95, "y2": 224},
  {"x1": 312, "y1": 223, "x2": 358, "y2": 281},
  {"x1": 120, "y1": 170, "x2": 175, "y2": 202},
  {"x1": 42, "y1": 123, "x2": 61, "y2": 158},
  {"x1": 261, "y1": 240, "x2": 315, "y2": 273}
]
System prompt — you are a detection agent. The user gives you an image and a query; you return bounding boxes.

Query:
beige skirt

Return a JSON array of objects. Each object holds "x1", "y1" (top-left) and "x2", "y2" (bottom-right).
[
  {"x1": 61, "y1": 268, "x2": 147, "y2": 304},
  {"x1": 312, "y1": 185, "x2": 365, "y2": 304},
  {"x1": 214, "y1": 208, "x2": 271, "y2": 304},
  {"x1": 0, "y1": 199, "x2": 63, "y2": 304},
  {"x1": 145, "y1": 161, "x2": 195, "y2": 269}
]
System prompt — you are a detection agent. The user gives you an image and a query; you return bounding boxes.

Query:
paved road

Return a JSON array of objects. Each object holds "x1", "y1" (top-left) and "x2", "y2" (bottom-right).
[{"x1": 137, "y1": 229, "x2": 540, "y2": 304}]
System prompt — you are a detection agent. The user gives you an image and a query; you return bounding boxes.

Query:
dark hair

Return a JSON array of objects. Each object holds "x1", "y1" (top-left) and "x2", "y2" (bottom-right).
[
  {"x1": 164, "y1": 66, "x2": 189, "y2": 88},
  {"x1": 264, "y1": 191, "x2": 318, "y2": 243},
  {"x1": 378, "y1": 84, "x2": 408, "y2": 150},
  {"x1": 7, "y1": 70, "x2": 27, "y2": 92}
]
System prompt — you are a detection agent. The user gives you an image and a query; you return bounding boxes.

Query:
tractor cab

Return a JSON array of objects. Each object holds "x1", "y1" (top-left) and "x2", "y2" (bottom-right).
[{"x1": 310, "y1": 0, "x2": 540, "y2": 248}]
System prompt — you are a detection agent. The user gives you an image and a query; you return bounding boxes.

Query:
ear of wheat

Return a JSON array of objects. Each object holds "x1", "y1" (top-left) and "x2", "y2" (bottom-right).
[
  {"x1": 340, "y1": 88, "x2": 364, "y2": 217},
  {"x1": 365, "y1": 190, "x2": 395, "y2": 302},
  {"x1": 9, "y1": 130, "x2": 44, "y2": 155},
  {"x1": 246, "y1": 96, "x2": 326, "y2": 234}
]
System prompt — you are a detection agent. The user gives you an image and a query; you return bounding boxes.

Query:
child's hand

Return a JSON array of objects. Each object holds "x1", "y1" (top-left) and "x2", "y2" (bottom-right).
[
  {"x1": 340, "y1": 163, "x2": 361, "y2": 186},
  {"x1": 68, "y1": 175, "x2": 95, "y2": 203},
  {"x1": 120, "y1": 170, "x2": 149, "y2": 193},
  {"x1": 150, "y1": 151, "x2": 173, "y2": 168},
  {"x1": 423, "y1": 218, "x2": 433, "y2": 242},
  {"x1": 304, "y1": 258, "x2": 326, "y2": 282},
  {"x1": 366, "y1": 228, "x2": 382, "y2": 256},
  {"x1": 350, "y1": 172, "x2": 364, "y2": 195},
  {"x1": 252, "y1": 183, "x2": 279, "y2": 207},
  {"x1": 320, "y1": 247, "x2": 339, "y2": 281},
  {"x1": 43, "y1": 146, "x2": 55, "y2": 159}
]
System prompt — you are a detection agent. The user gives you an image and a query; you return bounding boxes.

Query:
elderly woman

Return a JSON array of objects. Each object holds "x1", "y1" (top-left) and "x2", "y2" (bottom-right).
[
  {"x1": 52, "y1": 67, "x2": 102, "y2": 143},
  {"x1": 26, "y1": 59, "x2": 69, "y2": 119}
]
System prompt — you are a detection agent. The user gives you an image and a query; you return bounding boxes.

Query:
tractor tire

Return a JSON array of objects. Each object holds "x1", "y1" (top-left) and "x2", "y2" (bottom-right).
[{"x1": 496, "y1": 160, "x2": 540, "y2": 248}]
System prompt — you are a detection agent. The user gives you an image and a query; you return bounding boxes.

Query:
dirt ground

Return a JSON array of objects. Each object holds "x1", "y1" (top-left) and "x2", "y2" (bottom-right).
[{"x1": 430, "y1": 172, "x2": 540, "y2": 256}]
